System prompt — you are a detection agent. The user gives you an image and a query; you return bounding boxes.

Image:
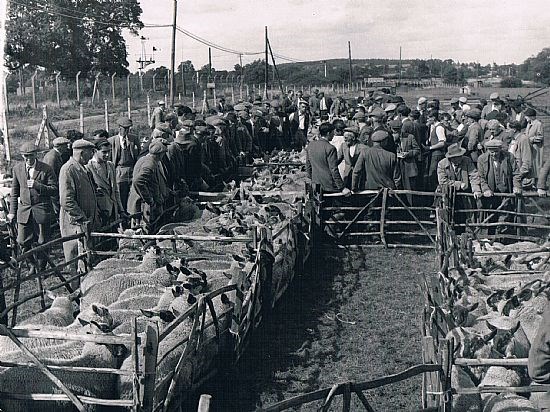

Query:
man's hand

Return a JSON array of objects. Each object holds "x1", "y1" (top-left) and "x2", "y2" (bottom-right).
[
  {"x1": 483, "y1": 189, "x2": 493, "y2": 197},
  {"x1": 460, "y1": 182, "x2": 468, "y2": 190},
  {"x1": 341, "y1": 187, "x2": 352, "y2": 197},
  {"x1": 473, "y1": 191, "x2": 482, "y2": 199},
  {"x1": 453, "y1": 181, "x2": 462, "y2": 190},
  {"x1": 80, "y1": 220, "x2": 91, "y2": 238},
  {"x1": 26, "y1": 179, "x2": 35, "y2": 189},
  {"x1": 538, "y1": 188, "x2": 547, "y2": 197},
  {"x1": 513, "y1": 187, "x2": 523, "y2": 196},
  {"x1": 6, "y1": 213, "x2": 14, "y2": 222}
]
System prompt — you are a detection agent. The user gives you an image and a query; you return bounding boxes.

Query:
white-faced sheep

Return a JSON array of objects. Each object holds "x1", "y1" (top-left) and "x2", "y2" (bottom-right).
[
  {"x1": 19, "y1": 290, "x2": 80, "y2": 327},
  {"x1": 482, "y1": 393, "x2": 538, "y2": 411},
  {"x1": 0, "y1": 305, "x2": 125, "y2": 412},
  {"x1": 478, "y1": 366, "x2": 522, "y2": 403}
]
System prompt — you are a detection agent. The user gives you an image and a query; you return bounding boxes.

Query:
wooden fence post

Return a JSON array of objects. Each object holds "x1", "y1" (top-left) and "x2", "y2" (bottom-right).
[
  {"x1": 55, "y1": 71, "x2": 61, "y2": 107},
  {"x1": 75, "y1": 71, "x2": 81, "y2": 102},
  {"x1": 91, "y1": 73, "x2": 100, "y2": 105},
  {"x1": 0, "y1": 70, "x2": 10, "y2": 162},
  {"x1": 31, "y1": 69, "x2": 38, "y2": 109},
  {"x1": 127, "y1": 75, "x2": 131, "y2": 98},
  {"x1": 146, "y1": 93, "x2": 152, "y2": 128},
  {"x1": 104, "y1": 100, "x2": 109, "y2": 131},
  {"x1": 197, "y1": 394, "x2": 212, "y2": 412},
  {"x1": 111, "y1": 73, "x2": 116, "y2": 101},
  {"x1": 127, "y1": 97, "x2": 131, "y2": 119},
  {"x1": 140, "y1": 323, "x2": 159, "y2": 412},
  {"x1": 192, "y1": 91, "x2": 196, "y2": 110},
  {"x1": 79, "y1": 103, "x2": 84, "y2": 134}
]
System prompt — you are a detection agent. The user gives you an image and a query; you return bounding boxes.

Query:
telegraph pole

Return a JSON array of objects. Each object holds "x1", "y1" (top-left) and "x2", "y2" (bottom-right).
[
  {"x1": 399, "y1": 46, "x2": 402, "y2": 85},
  {"x1": 264, "y1": 26, "x2": 269, "y2": 99},
  {"x1": 348, "y1": 41, "x2": 353, "y2": 83},
  {"x1": 208, "y1": 47, "x2": 212, "y2": 82},
  {"x1": 169, "y1": 0, "x2": 177, "y2": 106}
]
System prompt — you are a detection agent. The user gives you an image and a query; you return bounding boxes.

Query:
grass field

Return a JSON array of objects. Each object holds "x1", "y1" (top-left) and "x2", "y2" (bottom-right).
[{"x1": 193, "y1": 244, "x2": 436, "y2": 411}]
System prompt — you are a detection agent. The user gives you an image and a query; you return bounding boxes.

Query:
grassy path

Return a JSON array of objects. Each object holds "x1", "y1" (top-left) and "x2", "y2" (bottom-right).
[{"x1": 196, "y1": 244, "x2": 436, "y2": 411}]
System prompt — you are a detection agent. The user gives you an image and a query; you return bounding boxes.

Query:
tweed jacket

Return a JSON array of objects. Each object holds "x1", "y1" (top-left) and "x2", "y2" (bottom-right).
[
  {"x1": 86, "y1": 159, "x2": 122, "y2": 218},
  {"x1": 59, "y1": 157, "x2": 98, "y2": 234},
  {"x1": 477, "y1": 151, "x2": 521, "y2": 193},
  {"x1": 9, "y1": 160, "x2": 57, "y2": 224},
  {"x1": 436, "y1": 156, "x2": 481, "y2": 193}
]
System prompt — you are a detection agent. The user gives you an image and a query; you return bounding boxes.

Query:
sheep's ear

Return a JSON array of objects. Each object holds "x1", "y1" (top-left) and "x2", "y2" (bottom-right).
[
  {"x1": 221, "y1": 293, "x2": 231, "y2": 305},
  {"x1": 187, "y1": 294, "x2": 197, "y2": 305},
  {"x1": 505, "y1": 288, "x2": 515, "y2": 299},
  {"x1": 172, "y1": 285, "x2": 185, "y2": 297},
  {"x1": 483, "y1": 327, "x2": 498, "y2": 343},
  {"x1": 172, "y1": 308, "x2": 180, "y2": 317},
  {"x1": 467, "y1": 302, "x2": 479, "y2": 313},
  {"x1": 68, "y1": 289, "x2": 81, "y2": 301},
  {"x1": 45, "y1": 290, "x2": 56, "y2": 301},
  {"x1": 92, "y1": 304, "x2": 109, "y2": 317},
  {"x1": 91, "y1": 320, "x2": 111, "y2": 333},
  {"x1": 79, "y1": 318, "x2": 90, "y2": 327},
  {"x1": 510, "y1": 320, "x2": 521, "y2": 335},
  {"x1": 140, "y1": 309, "x2": 156, "y2": 318},
  {"x1": 158, "y1": 310, "x2": 176, "y2": 322},
  {"x1": 166, "y1": 263, "x2": 180, "y2": 276}
]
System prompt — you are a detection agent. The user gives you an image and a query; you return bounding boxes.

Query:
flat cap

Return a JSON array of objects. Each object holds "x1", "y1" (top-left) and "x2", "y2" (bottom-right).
[
  {"x1": 117, "y1": 117, "x2": 133, "y2": 128},
  {"x1": 465, "y1": 108, "x2": 482, "y2": 120},
  {"x1": 388, "y1": 119, "x2": 402, "y2": 130},
  {"x1": 238, "y1": 111, "x2": 250, "y2": 120},
  {"x1": 298, "y1": 99, "x2": 309, "y2": 106},
  {"x1": 156, "y1": 123, "x2": 172, "y2": 133},
  {"x1": 369, "y1": 108, "x2": 385, "y2": 118},
  {"x1": 234, "y1": 103, "x2": 247, "y2": 111},
  {"x1": 195, "y1": 125, "x2": 208, "y2": 135},
  {"x1": 225, "y1": 112, "x2": 237, "y2": 122},
  {"x1": 353, "y1": 112, "x2": 366, "y2": 121},
  {"x1": 149, "y1": 141, "x2": 167, "y2": 154},
  {"x1": 485, "y1": 139, "x2": 503, "y2": 149},
  {"x1": 270, "y1": 100, "x2": 280, "y2": 108},
  {"x1": 384, "y1": 103, "x2": 397, "y2": 112},
  {"x1": 458, "y1": 97, "x2": 468, "y2": 104},
  {"x1": 52, "y1": 136, "x2": 71, "y2": 146},
  {"x1": 524, "y1": 107, "x2": 537, "y2": 116},
  {"x1": 487, "y1": 119, "x2": 502, "y2": 129},
  {"x1": 450, "y1": 97, "x2": 459, "y2": 104},
  {"x1": 371, "y1": 130, "x2": 389, "y2": 142},
  {"x1": 417, "y1": 97, "x2": 427, "y2": 105},
  {"x1": 158, "y1": 100, "x2": 166, "y2": 105},
  {"x1": 20, "y1": 142, "x2": 38, "y2": 155},
  {"x1": 72, "y1": 139, "x2": 96, "y2": 150},
  {"x1": 94, "y1": 138, "x2": 110, "y2": 149},
  {"x1": 489, "y1": 92, "x2": 500, "y2": 100},
  {"x1": 182, "y1": 119, "x2": 195, "y2": 128},
  {"x1": 343, "y1": 126, "x2": 359, "y2": 136}
]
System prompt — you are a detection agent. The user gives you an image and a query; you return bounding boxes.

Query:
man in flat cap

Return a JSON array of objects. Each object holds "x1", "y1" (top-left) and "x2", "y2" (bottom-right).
[
  {"x1": 108, "y1": 117, "x2": 140, "y2": 213},
  {"x1": 525, "y1": 107, "x2": 544, "y2": 180},
  {"x1": 43, "y1": 136, "x2": 71, "y2": 215},
  {"x1": 352, "y1": 130, "x2": 401, "y2": 192},
  {"x1": 337, "y1": 126, "x2": 367, "y2": 189},
  {"x1": 151, "y1": 100, "x2": 166, "y2": 131},
  {"x1": 289, "y1": 100, "x2": 311, "y2": 150},
  {"x1": 436, "y1": 143, "x2": 482, "y2": 232},
  {"x1": 417, "y1": 97, "x2": 428, "y2": 124},
  {"x1": 127, "y1": 140, "x2": 168, "y2": 233},
  {"x1": 166, "y1": 128, "x2": 192, "y2": 196},
  {"x1": 462, "y1": 108, "x2": 484, "y2": 164},
  {"x1": 59, "y1": 139, "x2": 98, "y2": 283},
  {"x1": 477, "y1": 139, "x2": 521, "y2": 235},
  {"x1": 306, "y1": 122, "x2": 350, "y2": 196},
  {"x1": 8, "y1": 142, "x2": 57, "y2": 273},
  {"x1": 86, "y1": 138, "x2": 124, "y2": 231},
  {"x1": 424, "y1": 110, "x2": 448, "y2": 192},
  {"x1": 481, "y1": 92, "x2": 501, "y2": 120}
]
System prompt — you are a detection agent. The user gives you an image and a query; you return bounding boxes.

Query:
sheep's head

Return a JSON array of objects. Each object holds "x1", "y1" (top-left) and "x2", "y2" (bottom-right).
[
  {"x1": 459, "y1": 327, "x2": 497, "y2": 358},
  {"x1": 79, "y1": 304, "x2": 114, "y2": 333},
  {"x1": 451, "y1": 302, "x2": 479, "y2": 327}
]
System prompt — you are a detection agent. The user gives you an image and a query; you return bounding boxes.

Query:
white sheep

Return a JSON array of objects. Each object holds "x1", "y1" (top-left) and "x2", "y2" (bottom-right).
[
  {"x1": 0, "y1": 305, "x2": 123, "y2": 412},
  {"x1": 19, "y1": 290, "x2": 80, "y2": 327},
  {"x1": 482, "y1": 393, "x2": 538, "y2": 411},
  {"x1": 80, "y1": 266, "x2": 179, "y2": 309},
  {"x1": 478, "y1": 366, "x2": 522, "y2": 403}
]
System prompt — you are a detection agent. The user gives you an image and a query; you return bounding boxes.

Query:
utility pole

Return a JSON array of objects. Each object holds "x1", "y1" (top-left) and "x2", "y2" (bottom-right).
[
  {"x1": 264, "y1": 26, "x2": 269, "y2": 99},
  {"x1": 239, "y1": 54, "x2": 244, "y2": 90},
  {"x1": 348, "y1": 41, "x2": 353, "y2": 83},
  {"x1": 399, "y1": 46, "x2": 402, "y2": 85},
  {"x1": 208, "y1": 47, "x2": 212, "y2": 82},
  {"x1": 169, "y1": 0, "x2": 177, "y2": 106},
  {"x1": 323, "y1": 61, "x2": 327, "y2": 78}
]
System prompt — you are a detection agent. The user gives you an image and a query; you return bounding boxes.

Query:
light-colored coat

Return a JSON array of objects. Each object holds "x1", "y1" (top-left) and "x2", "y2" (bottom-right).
[{"x1": 436, "y1": 156, "x2": 481, "y2": 193}]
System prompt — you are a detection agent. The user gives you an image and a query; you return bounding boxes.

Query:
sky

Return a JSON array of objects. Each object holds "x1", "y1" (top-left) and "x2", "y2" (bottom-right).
[{"x1": 124, "y1": 0, "x2": 550, "y2": 73}]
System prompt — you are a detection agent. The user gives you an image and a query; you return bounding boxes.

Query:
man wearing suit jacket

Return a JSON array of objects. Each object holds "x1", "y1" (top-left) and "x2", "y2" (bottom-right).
[
  {"x1": 86, "y1": 139, "x2": 123, "y2": 229},
  {"x1": 289, "y1": 101, "x2": 311, "y2": 150},
  {"x1": 59, "y1": 139, "x2": 98, "y2": 282},
  {"x1": 108, "y1": 117, "x2": 140, "y2": 213},
  {"x1": 127, "y1": 141, "x2": 167, "y2": 233},
  {"x1": 337, "y1": 126, "x2": 367, "y2": 189},
  {"x1": 42, "y1": 136, "x2": 70, "y2": 215},
  {"x1": 318, "y1": 92, "x2": 333, "y2": 118},
  {"x1": 8, "y1": 142, "x2": 57, "y2": 272},
  {"x1": 306, "y1": 122, "x2": 350, "y2": 195}
]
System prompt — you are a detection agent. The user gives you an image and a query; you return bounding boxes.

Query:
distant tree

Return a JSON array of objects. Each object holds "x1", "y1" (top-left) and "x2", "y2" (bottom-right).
[
  {"x1": 500, "y1": 77, "x2": 523, "y2": 88},
  {"x1": 178, "y1": 60, "x2": 195, "y2": 74},
  {"x1": 5, "y1": 0, "x2": 143, "y2": 77}
]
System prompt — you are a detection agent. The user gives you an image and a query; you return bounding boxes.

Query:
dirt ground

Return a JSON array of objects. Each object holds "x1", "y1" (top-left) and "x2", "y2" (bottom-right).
[{"x1": 195, "y1": 244, "x2": 436, "y2": 411}]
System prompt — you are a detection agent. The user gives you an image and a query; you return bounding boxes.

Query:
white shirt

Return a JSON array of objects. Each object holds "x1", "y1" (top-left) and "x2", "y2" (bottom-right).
[
  {"x1": 26, "y1": 161, "x2": 36, "y2": 179},
  {"x1": 320, "y1": 98, "x2": 327, "y2": 111},
  {"x1": 298, "y1": 113, "x2": 306, "y2": 130},
  {"x1": 349, "y1": 145, "x2": 356, "y2": 157}
]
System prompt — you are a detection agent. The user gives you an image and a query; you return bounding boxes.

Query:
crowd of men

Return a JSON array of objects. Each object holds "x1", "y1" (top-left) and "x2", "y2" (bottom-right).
[{"x1": 4, "y1": 88, "x2": 548, "y2": 275}]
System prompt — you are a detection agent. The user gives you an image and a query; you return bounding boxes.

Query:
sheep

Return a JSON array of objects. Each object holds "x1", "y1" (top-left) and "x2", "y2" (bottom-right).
[
  {"x1": 478, "y1": 366, "x2": 522, "y2": 403},
  {"x1": 19, "y1": 290, "x2": 80, "y2": 327},
  {"x1": 450, "y1": 365, "x2": 482, "y2": 411},
  {"x1": 81, "y1": 245, "x2": 169, "y2": 294},
  {"x1": 511, "y1": 295, "x2": 548, "y2": 343},
  {"x1": 117, "y1": 284, "x2": 166, "y2": 302},
  {"x1": 0, "y1": 305, "x2": 124, "y2": 412},
  {"x1": 108, "y1": 294, "x2": 163, "y2": 311},
  {"x1": 80, "y1": 265, "x2": 180, "y2": 309},
  {"x1": 482, "y1": 393, "x2": 538, "y2": 411}
]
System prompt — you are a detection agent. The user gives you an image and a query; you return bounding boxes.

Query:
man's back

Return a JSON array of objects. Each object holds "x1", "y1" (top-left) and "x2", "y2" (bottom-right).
[
  {"x1": 353, "y1": 146, "x2": 399, "y2": 190},
  {"x1": 306, "y1": 139, "x2": 344, "y2": 192}
]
